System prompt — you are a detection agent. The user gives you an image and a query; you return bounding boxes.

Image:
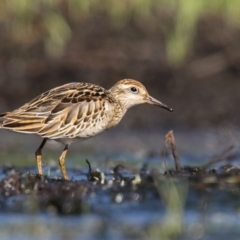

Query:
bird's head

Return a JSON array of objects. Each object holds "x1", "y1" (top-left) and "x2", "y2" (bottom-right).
[{"x1": 109, "y1": 79, "x2": 173, "y2": 111}]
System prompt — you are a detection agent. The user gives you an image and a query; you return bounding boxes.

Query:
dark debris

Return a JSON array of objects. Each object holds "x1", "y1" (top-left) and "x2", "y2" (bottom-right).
[{"x1": 0, "y1": 157, "x2": 240, "y2": 215}]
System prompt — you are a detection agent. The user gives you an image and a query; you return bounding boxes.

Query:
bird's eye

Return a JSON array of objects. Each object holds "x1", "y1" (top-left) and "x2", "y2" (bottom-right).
[{"x1": 130, "y1": 87, "x2": 138, "y2": 93}]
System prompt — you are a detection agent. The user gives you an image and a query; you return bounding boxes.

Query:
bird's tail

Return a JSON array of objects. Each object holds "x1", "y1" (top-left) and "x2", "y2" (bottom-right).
[{"x1": 0, "y1": 112, "x2": 7, "y2": 127}]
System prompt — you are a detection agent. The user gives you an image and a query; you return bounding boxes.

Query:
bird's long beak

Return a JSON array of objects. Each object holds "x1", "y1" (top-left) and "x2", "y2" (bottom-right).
[{"x1": 147, "y1": 96, "x2": 173, "y2": 112}]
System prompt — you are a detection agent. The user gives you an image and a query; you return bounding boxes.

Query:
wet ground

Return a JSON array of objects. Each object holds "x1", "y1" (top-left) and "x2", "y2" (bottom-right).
[{"x1": 0, "y1": 129, "x2": 240, "y2": 240}]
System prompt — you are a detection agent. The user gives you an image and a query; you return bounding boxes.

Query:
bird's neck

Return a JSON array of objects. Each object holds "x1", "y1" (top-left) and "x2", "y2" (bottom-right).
[{"x1": 107, "y1": 92, "x2": 127, "y2": 129}]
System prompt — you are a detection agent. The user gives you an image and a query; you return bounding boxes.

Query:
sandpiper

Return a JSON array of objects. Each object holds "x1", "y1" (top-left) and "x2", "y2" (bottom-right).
[{"x1": 0, "y1": 79, "x2": 172, "y2": 180}]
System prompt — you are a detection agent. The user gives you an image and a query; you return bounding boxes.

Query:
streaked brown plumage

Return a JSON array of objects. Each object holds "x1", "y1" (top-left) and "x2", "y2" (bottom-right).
[{"x1": 0, "y1": 79, "x2": 173, "y2": 180}]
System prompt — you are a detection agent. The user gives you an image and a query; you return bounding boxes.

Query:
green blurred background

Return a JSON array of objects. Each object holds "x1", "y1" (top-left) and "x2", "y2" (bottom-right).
[{"x1": 0, "y1": 0, "x2": 240, "y2": 129}]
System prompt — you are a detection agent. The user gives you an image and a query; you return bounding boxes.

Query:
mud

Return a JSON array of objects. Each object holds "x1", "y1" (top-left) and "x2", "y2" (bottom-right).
[{"x1": 1, "y1": 148, "x2": 240, "y2": 216}]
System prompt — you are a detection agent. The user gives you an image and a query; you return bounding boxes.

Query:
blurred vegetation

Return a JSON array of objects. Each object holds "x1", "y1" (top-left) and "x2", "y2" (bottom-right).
[
  {"x1": 147, "y1": 177, "x2": 187, "y2": 240},
  {"x1": 1, "y1": 0, "x2": 240, "y2": 64}
]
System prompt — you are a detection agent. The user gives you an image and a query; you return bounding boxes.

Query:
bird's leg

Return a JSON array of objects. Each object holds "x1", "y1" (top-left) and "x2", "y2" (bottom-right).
[
  {"x1": 59, "y1": 145, "x2": 69, "y2": 180},
  {"x1": 35, "y1": 138, "x2": 48, "y2": 175}
]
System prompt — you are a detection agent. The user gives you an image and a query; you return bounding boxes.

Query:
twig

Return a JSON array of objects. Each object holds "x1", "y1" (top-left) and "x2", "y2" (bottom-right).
[
  {"x1": 86, "y1": 159, "x2": 92, "y2": 173},
  {"x1": 86, "y1": 159, "x2": 105, "y2": 183},
  {"x1": 165, "y1": 130, "x2": 181, "y2": 171},
  {"x1": 202, "y1": 145, "x2": 234, "y2": 170}
]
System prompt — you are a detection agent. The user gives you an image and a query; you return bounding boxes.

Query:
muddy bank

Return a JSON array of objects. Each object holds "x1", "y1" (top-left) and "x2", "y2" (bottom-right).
[{"x1": 0, "y1": 131, "x2": 239, "y2": 215}]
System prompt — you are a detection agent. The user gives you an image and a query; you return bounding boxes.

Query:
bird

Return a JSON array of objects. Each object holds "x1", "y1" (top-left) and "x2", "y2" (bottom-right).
[{"x1": 0, "y1": 79, "x2": 173, "y2": 180}]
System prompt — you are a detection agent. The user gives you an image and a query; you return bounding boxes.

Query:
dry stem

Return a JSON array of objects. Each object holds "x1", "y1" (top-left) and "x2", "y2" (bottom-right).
[{"x1": 165, "y1": 130, "x2": 181, "y2": 172}]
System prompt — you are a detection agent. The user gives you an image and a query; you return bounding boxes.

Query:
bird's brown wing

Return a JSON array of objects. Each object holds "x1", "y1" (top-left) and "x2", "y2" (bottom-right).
[{"x1": 0, "y1": 82, "x2": 113, "y2": 139}]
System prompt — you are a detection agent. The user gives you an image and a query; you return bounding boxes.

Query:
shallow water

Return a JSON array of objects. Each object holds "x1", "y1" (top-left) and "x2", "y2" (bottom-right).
[
  {"x1": 1, "y1": 182, "x2": 240, "y2": 240},
  {"x1": 0, "y1": 128, "x2": 240, "y2": 240}
]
